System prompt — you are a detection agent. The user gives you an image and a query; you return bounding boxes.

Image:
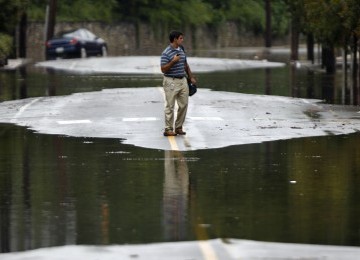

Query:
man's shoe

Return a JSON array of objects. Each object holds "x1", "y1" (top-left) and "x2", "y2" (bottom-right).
[
  {"x1": 175, "y1": 128, "x2": 186, "y2": 135},
  {"x1": 164, "y1": 130, "x2": 177, "y2": 136}
]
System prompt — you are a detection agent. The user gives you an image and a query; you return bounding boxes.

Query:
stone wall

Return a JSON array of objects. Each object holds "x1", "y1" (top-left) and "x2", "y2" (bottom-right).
[{"x1": 27, "y1": 21, "x2": 289, "y2": 61}]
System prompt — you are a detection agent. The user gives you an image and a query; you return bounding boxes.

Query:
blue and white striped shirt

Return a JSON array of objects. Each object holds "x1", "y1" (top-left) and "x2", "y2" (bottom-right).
[{"x1": 160, "y1": 45, "x2": 187, "y2": 77}]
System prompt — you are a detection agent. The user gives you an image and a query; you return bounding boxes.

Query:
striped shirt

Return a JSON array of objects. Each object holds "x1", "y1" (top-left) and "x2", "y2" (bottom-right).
[{"x1": 160, "y1": 45, "x2": 187, "y2": 77}]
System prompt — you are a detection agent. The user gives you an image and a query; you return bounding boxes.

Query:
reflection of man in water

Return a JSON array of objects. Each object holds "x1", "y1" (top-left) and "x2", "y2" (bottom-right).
[{"x1": 162, "y1": 150, "x2": 189, "y2": 240}]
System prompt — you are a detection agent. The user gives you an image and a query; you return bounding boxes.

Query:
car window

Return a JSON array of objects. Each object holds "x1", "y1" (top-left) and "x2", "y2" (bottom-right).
[
  {"x1": 80, "y1": 29, "x2": 95, "y2": 40},
  {"x1": 77, "y1": 30, "x2": 85, "y2": 38},
  {"x1": 63, "y1": 31, "x2": 79, "y2": 38},
  {"x1": 62, "y1": 29, "x2": 97, "y2": 40},
  {"x1": 86, "y1": 31, "x2": 96, "y2": 40}
]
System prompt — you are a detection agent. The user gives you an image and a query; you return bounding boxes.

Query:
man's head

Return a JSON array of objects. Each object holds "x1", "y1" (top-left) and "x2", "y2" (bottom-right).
[{"x1": 169, "y1": 31, "x2": 183, "y2": 43}]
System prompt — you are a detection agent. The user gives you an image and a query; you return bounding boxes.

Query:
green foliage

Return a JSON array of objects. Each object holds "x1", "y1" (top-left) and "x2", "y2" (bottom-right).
[
  {"x1": 303, "y1": 0, "x2": 340, "y2": 45},
  {"x1": 115, "y1": 0, "x2": 213, "y2": 27},
  {"x1": 27, "y1": 0, "x2": 47, "y2": 21},
  {"x1": 225, "y1": 0, "x2": 265, "y2": 33},
  {"x1": 0, "y1": 0, "x2": 28, "y2": 33},
  {"x1": 114, "y1": 0, "x2": 289, "y2": 36},
  {"x1": 181, "y1": 0, "x2": 213, "y2": 25},
  {"x1": 20, "y1": 0, "x2": 293, "y2": 37},
  {"x1": 57, "y1": 0, "x2": 117, "y2": 22},
  {"x1": 27, "y1": 0, "x2": 117, "y2": 22},
  {"x1": 302, "y1": 0, "x2": 360, "y2": 47},
  {"x1": 0, "y1": 0, "x2": 29, "y2": 58},
  {"x1": 9, "y1": 0, "x2": 360, "y2": 53},
  {"x1": 271, "y1": 1, "x2": 290, "y2": 36},
  {"x1": 2, "y1": 0, "x2": 359, "y2": 51},
  {"x1": 0, "y1": 33, "x2": 13, "y2": 58}
]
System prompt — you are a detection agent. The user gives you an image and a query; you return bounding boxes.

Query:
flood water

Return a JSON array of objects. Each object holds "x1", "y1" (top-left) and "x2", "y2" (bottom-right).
[{"x1": 1, "y1": 54, "x2": 360, "y2": 253}]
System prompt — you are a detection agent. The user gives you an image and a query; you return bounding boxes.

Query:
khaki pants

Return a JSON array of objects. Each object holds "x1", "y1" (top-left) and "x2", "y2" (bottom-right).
[{"x1": 163, "y1": 76, "x2": 189, "y2": 131}]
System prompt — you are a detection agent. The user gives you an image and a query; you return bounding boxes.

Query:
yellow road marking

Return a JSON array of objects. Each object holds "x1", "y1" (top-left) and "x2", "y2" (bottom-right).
[
  {"x1": 198, "y1": 241, "x2": 219, "y2": 260},
  {"x1": 194, "y1": 219, "x2": 219, "y2": 260},
  {"x1": 167, "y1": 136, "x2": 179, "y2": 150}
]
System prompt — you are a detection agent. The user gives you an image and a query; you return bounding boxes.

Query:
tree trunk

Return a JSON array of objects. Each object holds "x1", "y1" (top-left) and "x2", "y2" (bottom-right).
[
  {"x1": 355, "y1": 36, "x2": 360, "y2": 105},
  {"x1": 19, "y1": 12, "x2": 27, "y2": 58},
  {"x1": 306, "y1": 33, "x2": 314, "y2": 63},
  {"x1": 322, "y1": 45, "x2": 336, "y2": 74},
  {"x1": 264, "y1": 0, "x2": 272, "y2": 48},
  {"x1": 353, "y1": 35, "x2": 358, "y2": 78},
  {"x1": 290, "y1": 17, "x2": 299, "y2": 61}
]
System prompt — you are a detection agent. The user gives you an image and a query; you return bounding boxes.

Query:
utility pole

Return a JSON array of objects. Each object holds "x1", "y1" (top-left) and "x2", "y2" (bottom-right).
[
  {"x1": 265, "y1": 0, "x2": 272, "y2": 48},
  {"x1": 19, "y1": 12, "x2": 27, "y2": 58},
  {"x1": 45, "y1": 0, "x2": 57, "y2": 41}
]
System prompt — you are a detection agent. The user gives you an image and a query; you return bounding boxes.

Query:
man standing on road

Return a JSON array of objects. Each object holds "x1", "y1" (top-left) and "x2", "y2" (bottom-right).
[{"x1": 160, "y1": 30, "x2": 196, "y2": 136}]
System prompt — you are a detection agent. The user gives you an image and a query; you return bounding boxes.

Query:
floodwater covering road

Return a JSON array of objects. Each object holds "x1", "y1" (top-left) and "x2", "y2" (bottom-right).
[{"x1": 1, "y1": 55, "x2": 360, "y2": 259}]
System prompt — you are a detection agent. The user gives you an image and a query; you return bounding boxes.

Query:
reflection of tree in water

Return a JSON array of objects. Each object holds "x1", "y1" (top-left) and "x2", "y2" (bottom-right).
[
  {"x1": 162, "y1": 150, "x2": 189, "y2": 240},
  {"x1": 19, "y1": 67, "x2": 27, "y2": 99}
]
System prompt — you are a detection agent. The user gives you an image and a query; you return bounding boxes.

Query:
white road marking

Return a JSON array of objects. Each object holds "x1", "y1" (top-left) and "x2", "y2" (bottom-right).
[
  {"x1": 57, "y1": 120, "x2": 92, "y2": 125},
  {"x1": 122, "y1": 117, "x2": 158, "y2": 122},
  {"x1": 69, "y1": 61, "x2": 78, "y2": 70},
  {"x1": 301, "y1": 99, "x2": 310, "y2": 104},
  {"x1": 11, "y1": 98, "x2": 41, "y2": 123},
  {"x1": 188, "y1": 117, "x2": 223, "y2": 121}
]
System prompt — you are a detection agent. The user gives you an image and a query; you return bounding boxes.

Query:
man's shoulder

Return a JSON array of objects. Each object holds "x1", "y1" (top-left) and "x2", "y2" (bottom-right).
[{"x1": 161, "y1": 45, "x2": 172, "y2": 55}]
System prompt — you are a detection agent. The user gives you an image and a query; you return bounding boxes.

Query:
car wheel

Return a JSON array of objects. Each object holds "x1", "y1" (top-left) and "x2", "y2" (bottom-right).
[
  {"x1": 80, "y1": 48, "x2": 87, "y2": 58},
  {"x1": 101, "y1": 46, "x2": 107, "y2": 57}
]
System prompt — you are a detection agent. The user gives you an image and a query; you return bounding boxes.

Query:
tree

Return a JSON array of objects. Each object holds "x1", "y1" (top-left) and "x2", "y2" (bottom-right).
[
  {"x1": 0, "y1": 0, "x2": 29, "y2": 59},
  {"x1": 302, "y1": 0, "x2": 360, "y2": 73},
  {"x1": 28, "y1": 0, "x2": 117, "y2": 22},
  {"x1": 264, "y1": 0, "x2": 271, "y2": 47}
]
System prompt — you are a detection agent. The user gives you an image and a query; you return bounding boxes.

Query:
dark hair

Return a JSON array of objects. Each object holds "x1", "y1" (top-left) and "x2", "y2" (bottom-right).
[{"x1": 169, "y1": 31, "x2": 183, "y2": 43}]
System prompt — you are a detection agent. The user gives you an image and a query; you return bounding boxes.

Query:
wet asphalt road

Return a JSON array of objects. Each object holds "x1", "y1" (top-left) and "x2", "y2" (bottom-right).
[
  {"x1": 3, "y1": 238, "x2": 360, "y2": 260},
  {"x1": 0, "y1": 85, "x2": 359, "y2": 151}
]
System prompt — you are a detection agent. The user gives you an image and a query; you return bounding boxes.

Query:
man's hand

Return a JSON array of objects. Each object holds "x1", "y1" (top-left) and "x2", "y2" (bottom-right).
[
  {"x1": 161, "y1": 54, "x2": 180, "y2": 73},
  {"x1": 190, "y1": 76, "x2": 196, "y2": 84},
  {"x1": 173, "y1": 54, "x2": 181, "y2": 63}
]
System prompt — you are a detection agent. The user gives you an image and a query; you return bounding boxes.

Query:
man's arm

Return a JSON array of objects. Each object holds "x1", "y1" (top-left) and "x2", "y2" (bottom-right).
[
  {"x1": 185, "y1": 62, "x2": 196, "y2": 84},
  {"x1": 161, "y1": 55, "x2": 180, "y2": 73}
]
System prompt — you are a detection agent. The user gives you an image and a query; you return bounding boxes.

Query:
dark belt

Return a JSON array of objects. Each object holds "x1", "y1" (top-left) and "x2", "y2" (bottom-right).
[{"x1": 165, "y1": 75, "x2": 184, "y2": 79}]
